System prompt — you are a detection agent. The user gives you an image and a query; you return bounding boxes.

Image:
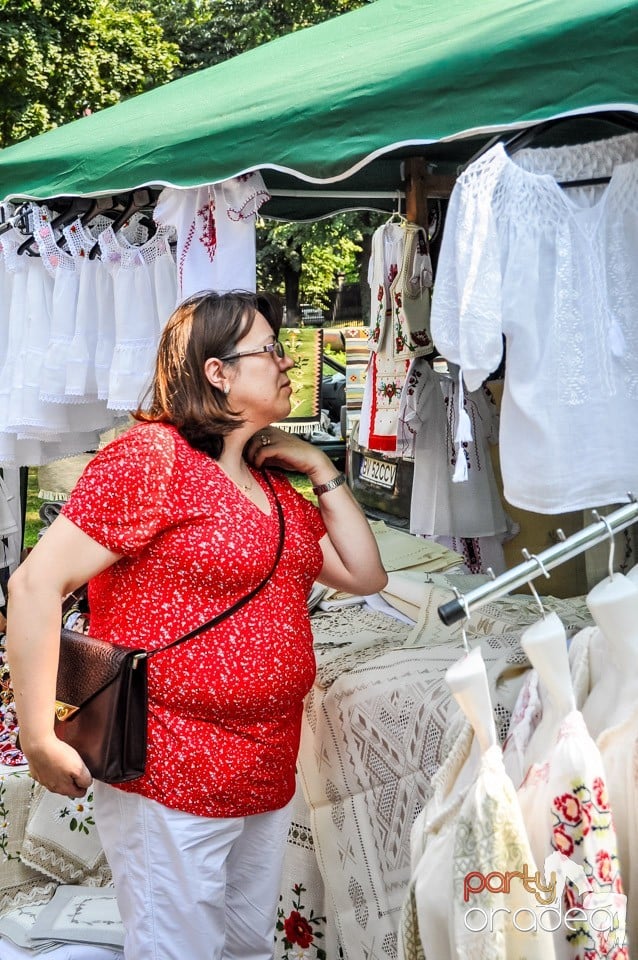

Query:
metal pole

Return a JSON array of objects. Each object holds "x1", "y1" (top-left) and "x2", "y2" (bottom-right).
[{"x1": 437, "y1": 499, "x2": 638, "y2": 626}]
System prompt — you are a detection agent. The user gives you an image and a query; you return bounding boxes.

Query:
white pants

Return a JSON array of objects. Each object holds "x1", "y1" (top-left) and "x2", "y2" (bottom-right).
[{"x1": 93, "y1": 782, "x2": 292, "y2": 960}]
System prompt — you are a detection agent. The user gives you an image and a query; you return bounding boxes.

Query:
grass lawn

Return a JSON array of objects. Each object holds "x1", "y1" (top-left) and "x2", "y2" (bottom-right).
[{"x1": 24, "y1": 470, "x2": 42, "y2": 548}]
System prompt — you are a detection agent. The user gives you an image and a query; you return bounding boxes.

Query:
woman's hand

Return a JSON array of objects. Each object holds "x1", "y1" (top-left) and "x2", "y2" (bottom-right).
[
  {"x1": 247, "y1": 427, "x2": 387, "y2": 597},
  {"x1": 246, "y1": 427, "x2": 339, "y2": 488},
  {"x1": 24, "y1": 735, "x2": 92, "y2": 798}
]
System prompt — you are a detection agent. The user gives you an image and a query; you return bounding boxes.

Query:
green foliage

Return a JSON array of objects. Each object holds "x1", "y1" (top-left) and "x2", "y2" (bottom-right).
[
  {"x1": 146, "y1": 0, "x2": 368, "y2": 78},
  {"x1": 0, "y1": 0, "x2": 178, "y2": 146},
  {"x1": 257, "y1": 215, "x2": 365, "y2": 310}
]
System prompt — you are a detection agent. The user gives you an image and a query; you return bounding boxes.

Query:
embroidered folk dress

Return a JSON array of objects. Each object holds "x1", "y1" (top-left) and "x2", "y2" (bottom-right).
[
  {"x1": 513, "y1": 700, "x2": 627, "y2": 959},
  {"x1": 569, "y1": 628, "x2": 638, "y2": 953},
  {"x1": 404, "y1": 722, "x2": 554, "y2": 960},
  {"x1": 154, "y1": 173, "x2": 270, "y2": 299},
  {"x1": 62, "y1": 423, "x2": 326, "y2": 818},
  {"x1": 361, "y1": 221, "x2": 410, "y2": 453},
  {"x1": 430, "y1": 132, "x2": 638, "y2": 513}
]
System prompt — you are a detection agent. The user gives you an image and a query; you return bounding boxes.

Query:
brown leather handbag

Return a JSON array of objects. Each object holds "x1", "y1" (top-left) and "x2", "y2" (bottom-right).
[{"x1": 52, "y1": 476, "x2": 285, "y2": 784}]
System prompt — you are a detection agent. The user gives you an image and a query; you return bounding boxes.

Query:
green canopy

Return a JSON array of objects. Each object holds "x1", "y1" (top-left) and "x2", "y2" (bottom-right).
[{"x1": 0, "y1": 0, "x2": 636, "y2": 217}]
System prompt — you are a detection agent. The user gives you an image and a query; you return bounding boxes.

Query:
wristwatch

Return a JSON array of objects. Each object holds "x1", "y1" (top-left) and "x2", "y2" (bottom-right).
[{"x1": 312, "y1": 472, "x2": 347, "y2": 496}]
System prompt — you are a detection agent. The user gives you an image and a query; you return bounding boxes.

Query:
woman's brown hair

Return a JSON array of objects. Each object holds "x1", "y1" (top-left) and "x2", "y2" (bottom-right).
[{"x1": 134, "y1": 289, "x2": 283, "y2": 458}]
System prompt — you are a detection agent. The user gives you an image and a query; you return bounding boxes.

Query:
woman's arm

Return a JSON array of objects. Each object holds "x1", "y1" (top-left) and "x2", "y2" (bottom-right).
[
  {"x1": 248, "y1": 428, "x2": 388, "y2": 596},
  {"x1": 6, "y1": 515, "x2": 121, "y2": 797}
]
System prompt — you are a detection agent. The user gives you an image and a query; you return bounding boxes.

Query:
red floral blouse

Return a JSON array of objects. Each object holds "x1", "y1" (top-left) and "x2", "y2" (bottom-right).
[{"x1": 62, "y1": 422, "x2": 326, "y2": 817}]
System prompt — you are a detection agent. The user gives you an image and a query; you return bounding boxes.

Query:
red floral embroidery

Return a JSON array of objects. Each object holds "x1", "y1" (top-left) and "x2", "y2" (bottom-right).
[
  {"x1": 380, "y1": 380, "x2": 399, "y2": 401},
  {"x1": 275, "y1": 883, "x2": 325, "y2": 959},
  {"x1": 284, "y1": 911, "x2": 314, "y2": 949},
  {"x1": 553, "y1": 823, "x2": 575, "y2": 856},
  {"x1": 593, "y1": 776, "x2": 610, "y2": 810},
  {"x1": 596, "y1": 849, "x2": 613, "y2": 883},
  {"x1": 580, "y1": 800, "x2": 592, "y2": 838},
  {"x1": 377, "y1": 285, "x2": 384, "y2": 302},
  {"x1": 554, "y1": 793, "x2": 581, "y2": 823},
  {"x1": 197, "y1": 198, "x2": 217, "y2": 262}
]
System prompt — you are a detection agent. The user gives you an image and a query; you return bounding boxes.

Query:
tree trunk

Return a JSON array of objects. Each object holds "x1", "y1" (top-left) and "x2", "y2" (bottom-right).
[
  {"x1": 358, "y1": 214, "x2": 373, "y2": 325},
  {"x1": 283, "y1": 244, "x2": 302, "y2": 325}
]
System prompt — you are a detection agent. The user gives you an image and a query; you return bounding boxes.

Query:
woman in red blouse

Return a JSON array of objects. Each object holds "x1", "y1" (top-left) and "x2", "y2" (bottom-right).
[{"x1": 7, "y1": 290, "x2": 387, "y2": 960}]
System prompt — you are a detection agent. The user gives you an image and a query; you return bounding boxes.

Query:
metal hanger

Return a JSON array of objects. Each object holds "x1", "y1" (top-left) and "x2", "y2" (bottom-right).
[
  {"x1": 451, "y1": 587, "x2": 471, "y2": 654},
  {"x1": 591, "y1": 510, "x2": 615, "y2": 582},
  {"x1": 384, "y1": 190, "x2": 407, "y2": 226},
  {"x1": 521, "y1": 548, "x2": 550, "y2": 618}
]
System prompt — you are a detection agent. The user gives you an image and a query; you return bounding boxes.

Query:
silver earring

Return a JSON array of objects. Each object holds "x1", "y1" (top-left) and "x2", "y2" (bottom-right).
[{"x1": 223, "y1": 384, "x2": 230, "y2": 396}]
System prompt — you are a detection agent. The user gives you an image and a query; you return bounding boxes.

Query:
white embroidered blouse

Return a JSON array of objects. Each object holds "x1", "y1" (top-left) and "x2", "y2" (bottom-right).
[{"x1": 430, "y1": 132, "x2": 638, "y2": 514}]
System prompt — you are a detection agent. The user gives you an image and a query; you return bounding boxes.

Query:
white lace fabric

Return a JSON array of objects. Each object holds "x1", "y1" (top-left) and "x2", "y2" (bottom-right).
[{"x1": 430, "y1": 132, "x2": 638, "y2": 513}]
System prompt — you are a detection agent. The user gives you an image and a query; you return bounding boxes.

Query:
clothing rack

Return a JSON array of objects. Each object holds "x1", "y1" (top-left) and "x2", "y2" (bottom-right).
[
  {"x1": 267, "y1": 189, "x2": 405, "y2": 200},
  {"x1": 437, "y1": 498, "x2": 638, "y2": 625}
]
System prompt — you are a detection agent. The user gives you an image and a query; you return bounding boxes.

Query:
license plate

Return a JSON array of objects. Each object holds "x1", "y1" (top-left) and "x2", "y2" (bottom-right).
[{"x1": 360, "y1": 456, "x2": 397, "y2": 489}]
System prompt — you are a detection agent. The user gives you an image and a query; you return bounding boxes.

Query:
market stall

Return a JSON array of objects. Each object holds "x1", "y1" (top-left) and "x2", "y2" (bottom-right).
[{"x1": 1, "y1": 0, "x2": 638, "y2": 956}]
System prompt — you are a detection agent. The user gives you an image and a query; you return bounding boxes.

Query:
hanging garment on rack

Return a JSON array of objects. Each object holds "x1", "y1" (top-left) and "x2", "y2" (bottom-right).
[
  {"x1": 430, "y1": 131, "x2": 638, "y2": 514},
  {"x1": 0, "y1": 229, "x2": 111, "y2": 468},
  {"x1": 359, "y1": 351, "x2": 410, "y2": 453},
  {"x1": 569, "y1": 574, "x2": 638, "y2": 954},
  {"x1": 367, "y1": 220, "x2": 405, "y2": 351},
  {"x1": 5, "y1": 256, "x2": 58, "y2": 438},
  {"x1": 0, "y1": 230, "x2": 28, "y2": 435},
  {"x1": 0, "y1": 235, "x2": 15, "y2": 390},
  {"x1": 147, "y1": 225, "x2": 178, "y2": 330},
  {"x1": 405, "y1": 720, "x2": 555, "y2": 960},
  {"x1": 453, "y1": 744, "x2": 556, "y2": 960},
  {"x1": 99, "y1": 225, "x2": 164, "y2": 411},
  {"x1": 0, "y1": 471, "x2": 20, "y2": 574},
  {"x1": 37, "y1": 206, "x2": 84, "y2": 405},
  {"x1": 33, "y1": 210, "x2": 114, "y2": 426},
  {"x1": 511, "y1": 700, "x2": 627, "y2": 958},
  {"x1": 389, "y1": 222, "x2": 433, "y2": 359},
  {"x1": 399, "y1": 358, "x2": 508, "y2": 538},
  {"x1": 63, "y1": 217, "x2": 116, "y2": 402},
  {"x1": 405, "y1": 722, "x2": 477, "y2": 960},
  {"x1": 0, "y1": 226, "x2": 106, "y2": 465},
  {"x1": 153, "y1": 173, "x2": 269, "y2": 299}
]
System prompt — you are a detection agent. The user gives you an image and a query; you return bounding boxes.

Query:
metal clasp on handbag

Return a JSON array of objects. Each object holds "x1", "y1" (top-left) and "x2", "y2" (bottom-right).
[{"x1": 55, "y1": 700, "x2": 79, "y2": 721}]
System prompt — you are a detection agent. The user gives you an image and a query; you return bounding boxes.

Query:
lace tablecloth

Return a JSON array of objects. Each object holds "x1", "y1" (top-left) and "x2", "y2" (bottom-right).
[{"x1": 296, "y1": 583, "x2": 592, "y2": 960}]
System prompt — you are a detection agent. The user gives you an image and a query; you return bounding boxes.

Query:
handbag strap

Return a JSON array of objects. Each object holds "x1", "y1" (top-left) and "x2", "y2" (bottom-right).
[{"x1": 146, "y1": 470, "x2": 285, "y2": 660}]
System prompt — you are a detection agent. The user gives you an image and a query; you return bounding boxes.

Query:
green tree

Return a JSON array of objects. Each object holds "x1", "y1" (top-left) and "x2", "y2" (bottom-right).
[
  {"x1": 257, "y1": 213, "x2": 383, "y2": 324},
  {"x1": 148, "y1": 0, "x2": 368, "y2": 78},
  {"x1": 0, "y1": 0, "x2": 178, "y2": 146}
]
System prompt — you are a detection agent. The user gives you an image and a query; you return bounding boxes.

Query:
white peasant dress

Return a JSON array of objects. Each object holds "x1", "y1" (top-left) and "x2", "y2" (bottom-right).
[{"x1": 99, "y1": 225, "x2": 166, "y2": 411}]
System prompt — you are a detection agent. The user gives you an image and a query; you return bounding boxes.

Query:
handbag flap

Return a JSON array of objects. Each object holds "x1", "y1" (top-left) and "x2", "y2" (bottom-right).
[{"x1": 57, "y1": 628, "x2": 146, "y2": 710}]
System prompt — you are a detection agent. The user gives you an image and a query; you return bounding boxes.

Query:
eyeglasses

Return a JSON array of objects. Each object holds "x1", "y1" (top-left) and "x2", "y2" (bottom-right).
[{"x1": 219, "y1": 340, "x2": 286, "y2": 363}]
